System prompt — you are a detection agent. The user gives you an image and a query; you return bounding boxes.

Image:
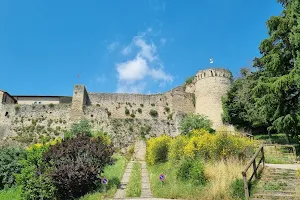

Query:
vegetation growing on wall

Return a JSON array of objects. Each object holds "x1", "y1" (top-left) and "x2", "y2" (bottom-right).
[
  {"x1": 185, "y1": 76, "x2": 194, "y2": 85},
  {"x1": 149, "y1": 109, "x2": 158, "y2": 117}
]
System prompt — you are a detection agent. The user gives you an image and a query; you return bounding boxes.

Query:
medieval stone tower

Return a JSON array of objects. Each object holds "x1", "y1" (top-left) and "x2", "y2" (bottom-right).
[{"x1": 185, "y1": 68, "x2": 233, "y2": 129}]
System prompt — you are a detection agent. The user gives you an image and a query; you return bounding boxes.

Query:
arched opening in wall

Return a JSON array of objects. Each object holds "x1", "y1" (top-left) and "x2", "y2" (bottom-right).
[
  {"x1": 215, "y1": 72, "x2": 217, "y2": 76},
  {"x1": 200, "y1": 74, "x2": 202, "y2": 78},
  {"x1": 204, "y1": 73, "x2": 206, "y2": 77},
  {"x1": 211, "y1": 71, "x2": 213, "y2": 76}
]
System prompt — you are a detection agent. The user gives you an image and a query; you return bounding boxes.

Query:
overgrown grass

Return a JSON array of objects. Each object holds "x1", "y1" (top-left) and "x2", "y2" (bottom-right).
[
  {"x1": 264, "y1": 146, "x2": 296, "y2": 164},
  {"x1": 79, "y1": 153, "x2": 127, "y2": 200},
  {"x1": 0, "y1": 187, "x2": 21, "y2": 200},
  {"x1": 126, "y1": 162, "x2": 141, "y2": 197},
  {"x1": 148, "y1": 159, "x2": 247, "y2": 199}
]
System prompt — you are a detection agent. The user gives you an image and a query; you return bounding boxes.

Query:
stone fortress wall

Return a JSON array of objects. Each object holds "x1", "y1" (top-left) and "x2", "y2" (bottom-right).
[
  {"x1": 185, "y1": 68, "x2": 233, "y2": 129},
  {"x1": 0, "y1": 68, "x2": 233, "y2": 147}
]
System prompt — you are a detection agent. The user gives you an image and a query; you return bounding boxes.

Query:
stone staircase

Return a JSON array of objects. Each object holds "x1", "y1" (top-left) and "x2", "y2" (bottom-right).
[{"x1": 251, "y1": 167, "x2": 299, "y2": 200}]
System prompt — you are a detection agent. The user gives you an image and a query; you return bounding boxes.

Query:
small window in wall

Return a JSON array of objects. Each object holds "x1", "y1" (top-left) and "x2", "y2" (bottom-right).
[
  {"x1": 211, "y1": 71, "x2": 213, "y2": 76},
  {"x1": 39, "y1": 102, "x2": 41, "y2": 104},
  {"x1": 204, "y1": 73, "x2": 206, "y2": 77},
  {"x1": 5, "y1": 112, "x2": 8, "y2": 117}
]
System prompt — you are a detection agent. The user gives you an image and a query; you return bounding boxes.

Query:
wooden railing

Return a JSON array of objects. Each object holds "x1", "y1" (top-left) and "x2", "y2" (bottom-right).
[{"x1": 242, "y1": 145, "x2": 265, "y2": 200}]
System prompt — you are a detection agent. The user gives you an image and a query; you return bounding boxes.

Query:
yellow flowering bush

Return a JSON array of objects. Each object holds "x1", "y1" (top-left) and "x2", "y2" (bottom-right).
[
  {"x1": 26, "y1": 138, "x2": 62, "y2": 151},
  {"x1": 169, "y1": 135, "x2": 188, "y2": 161},
  {"x1": 182, "y1": 129, "x2": 258, "y2": 160},
  {"x1": 184, "y1": 130, "x2": 216, "y2": 159},
  {"x1": 146, "y1": 135, "x2": 172, "y2": 165}
]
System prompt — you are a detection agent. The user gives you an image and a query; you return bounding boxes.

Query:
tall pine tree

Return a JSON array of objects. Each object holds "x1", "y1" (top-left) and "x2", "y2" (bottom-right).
[{"x1": 253, "y1": 0, "x2": 300, "y2": 142}]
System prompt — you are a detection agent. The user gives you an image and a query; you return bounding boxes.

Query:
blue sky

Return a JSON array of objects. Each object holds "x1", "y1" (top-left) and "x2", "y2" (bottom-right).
[{"x1": 0, "y1": 0, "x2": 283, "y2": 96}]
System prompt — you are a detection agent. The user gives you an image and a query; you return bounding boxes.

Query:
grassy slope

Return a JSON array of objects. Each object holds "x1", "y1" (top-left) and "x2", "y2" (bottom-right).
[
  {"x1": 147, "y1": 161, "x2": 205, "y2": 199},
  {"x1": 147, "y1": 159, "x2": 246, "y2": 200},
  {"x1": 79, "y1": 153, "x2": 127, "y2": 200},
  {"x1": 125, "y1": 162, "x2": 141, "y2": 197}
]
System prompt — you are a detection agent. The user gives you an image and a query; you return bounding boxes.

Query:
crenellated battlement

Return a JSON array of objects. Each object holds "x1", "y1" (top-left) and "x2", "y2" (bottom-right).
[{"x1": 193, "y1": 68, "x2": 233, "y2": 83}]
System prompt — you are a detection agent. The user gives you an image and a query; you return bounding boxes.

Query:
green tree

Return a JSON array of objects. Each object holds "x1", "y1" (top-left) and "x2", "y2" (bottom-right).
[
  {"x1": 252, "y1": 0, "x2": 300, "y2": 142},
  {"x1": 179, "y1": 114, "x2": 214, "y2": 134},
  {"x1": 222, "y1": 68, "x2": 269, "y2": 134}
]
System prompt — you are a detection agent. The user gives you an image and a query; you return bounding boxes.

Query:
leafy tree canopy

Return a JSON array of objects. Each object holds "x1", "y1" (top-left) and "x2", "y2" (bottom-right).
[
  {"x1": 180, "y1": 114, "x2": 214, "y2": 134},
  {"x1": 223, "y1": 0, "x2": 300, "y2": 141}
]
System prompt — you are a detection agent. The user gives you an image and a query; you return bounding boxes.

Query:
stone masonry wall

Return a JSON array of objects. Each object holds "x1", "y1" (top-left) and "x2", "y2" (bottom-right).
[
  {"x1": 0, "y1": 84, "x2": 194, "y2": 148},
  {"x1": 185, "y1": 68, "x2": 233, "y2": 129}
]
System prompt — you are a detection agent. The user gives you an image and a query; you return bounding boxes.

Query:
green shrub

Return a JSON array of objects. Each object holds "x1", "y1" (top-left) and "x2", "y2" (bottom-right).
[
  {"x1": 179, "y1": 114, "x2": 214, "y2": 134},
  {"x1": 16, "y1": 144, "x2": 56, "y2": 200},
  {"x1": 130, "y1": 113, "x2": 135, "y2": 118},
  {"x1": 177, "y1": 159, "x2": 206, "y2": 185},
  {"x1": 190, "y1": 159, "x2": 206, "y2": 185},
  {"x1": 151, "y1": 103, "x2": 155, "y2": 106},
  {"x1": 140, "y1": 104, "x2": 144, "y2": 107},
  {"x1": 164, "y1": 107, "x2": 170, "y2": 113},
  {"x1": 185, "y1": 76, "x2": 194, "y2": 84},
  {"x1": 14, "y1": 105, "x2": 20, "y2": 112},
  {"x1": 125, "y1": 107, "x2": 130, "y2": 115},
  {"x1": 49, "y1": 103, "x2": 54, "y2": 108},
  {"x1": 0, "y1": 147, "x2": 26, "y2": 189},
  {"x1": 140, "y1": 125, "x2": 151, "y2": 140},
  {"x1": 137, "y1": 108, "x2": 142, "y2": 113},
  {"x1": 146, "y1": 135, "x2": 171, "y2": 165},
  {"x1": 43, "y1": 135, "x2": 114, "y2": 199},
  {"x1": 176, "y1": 159, "x2": 193, "y2": 181},
  {"x1": 70, "y1": 119, "x2": 92, "y2": 137},
  {"x1": 129, "y1": 126, "x2": 134, "y2": 132},
  {"x1": 149, "y1": 110, "x2": 158, "y2": 117},
  {"x1": 91, "y1": 130, "x2": 112, "y2": 145},
  {"x1": 167, "y1": 113, "x2": 173, "y2": 120},
  {"x1": 230, "y1": 178, "x2": 244, "y2": 199},
  {"x1": 107, "y1": 111, "x2": 112, "y2": 117}
]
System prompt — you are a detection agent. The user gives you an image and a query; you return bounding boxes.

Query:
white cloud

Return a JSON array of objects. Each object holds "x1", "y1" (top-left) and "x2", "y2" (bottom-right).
[
  {"x1": 107, "y1": 41, "x2": 119, "y2": 52},
  {"x1": 121, "y1": 45, "x2": 132, "y2": 55},
  {"x1": 116, "y1": 56, "x2": 148, "y2": 81},
  {"x1": 160, "y1": 38, "x2": 166, "y2": 46},
  {"x1": 134, "y1": 38, "x2": 157, "y2": 62},
  {"x1": 115, "y1": 30, "x2": 172, "y2": 93},
  {"x1": 149, "y1": 68, "x2": 173, "y2": 82}
]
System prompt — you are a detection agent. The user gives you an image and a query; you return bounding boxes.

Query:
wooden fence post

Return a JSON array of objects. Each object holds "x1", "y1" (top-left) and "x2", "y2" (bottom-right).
[
  {"x1": 261, "y1": 146, "x2": 265, "y2": 168},
  {"x1": 242, "y1": 172, "x2": 249, "y2": 200},
  {"x1": 253, "y1": 160, "x2": 258, "y2": 179}
]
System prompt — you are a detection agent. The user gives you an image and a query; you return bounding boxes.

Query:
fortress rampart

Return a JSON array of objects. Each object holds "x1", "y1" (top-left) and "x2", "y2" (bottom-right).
[
  {"x1": 0, "y1": 67, "x2": 233, "y2": 147},
  {"x1": 185, "y1": 68, "x2": 233, "y2": 129}
]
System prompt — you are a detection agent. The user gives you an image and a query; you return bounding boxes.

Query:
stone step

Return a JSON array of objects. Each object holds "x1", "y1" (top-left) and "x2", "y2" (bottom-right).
[{"x1": 252, "y1": 193, "x2": 297, "y2": 200}]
